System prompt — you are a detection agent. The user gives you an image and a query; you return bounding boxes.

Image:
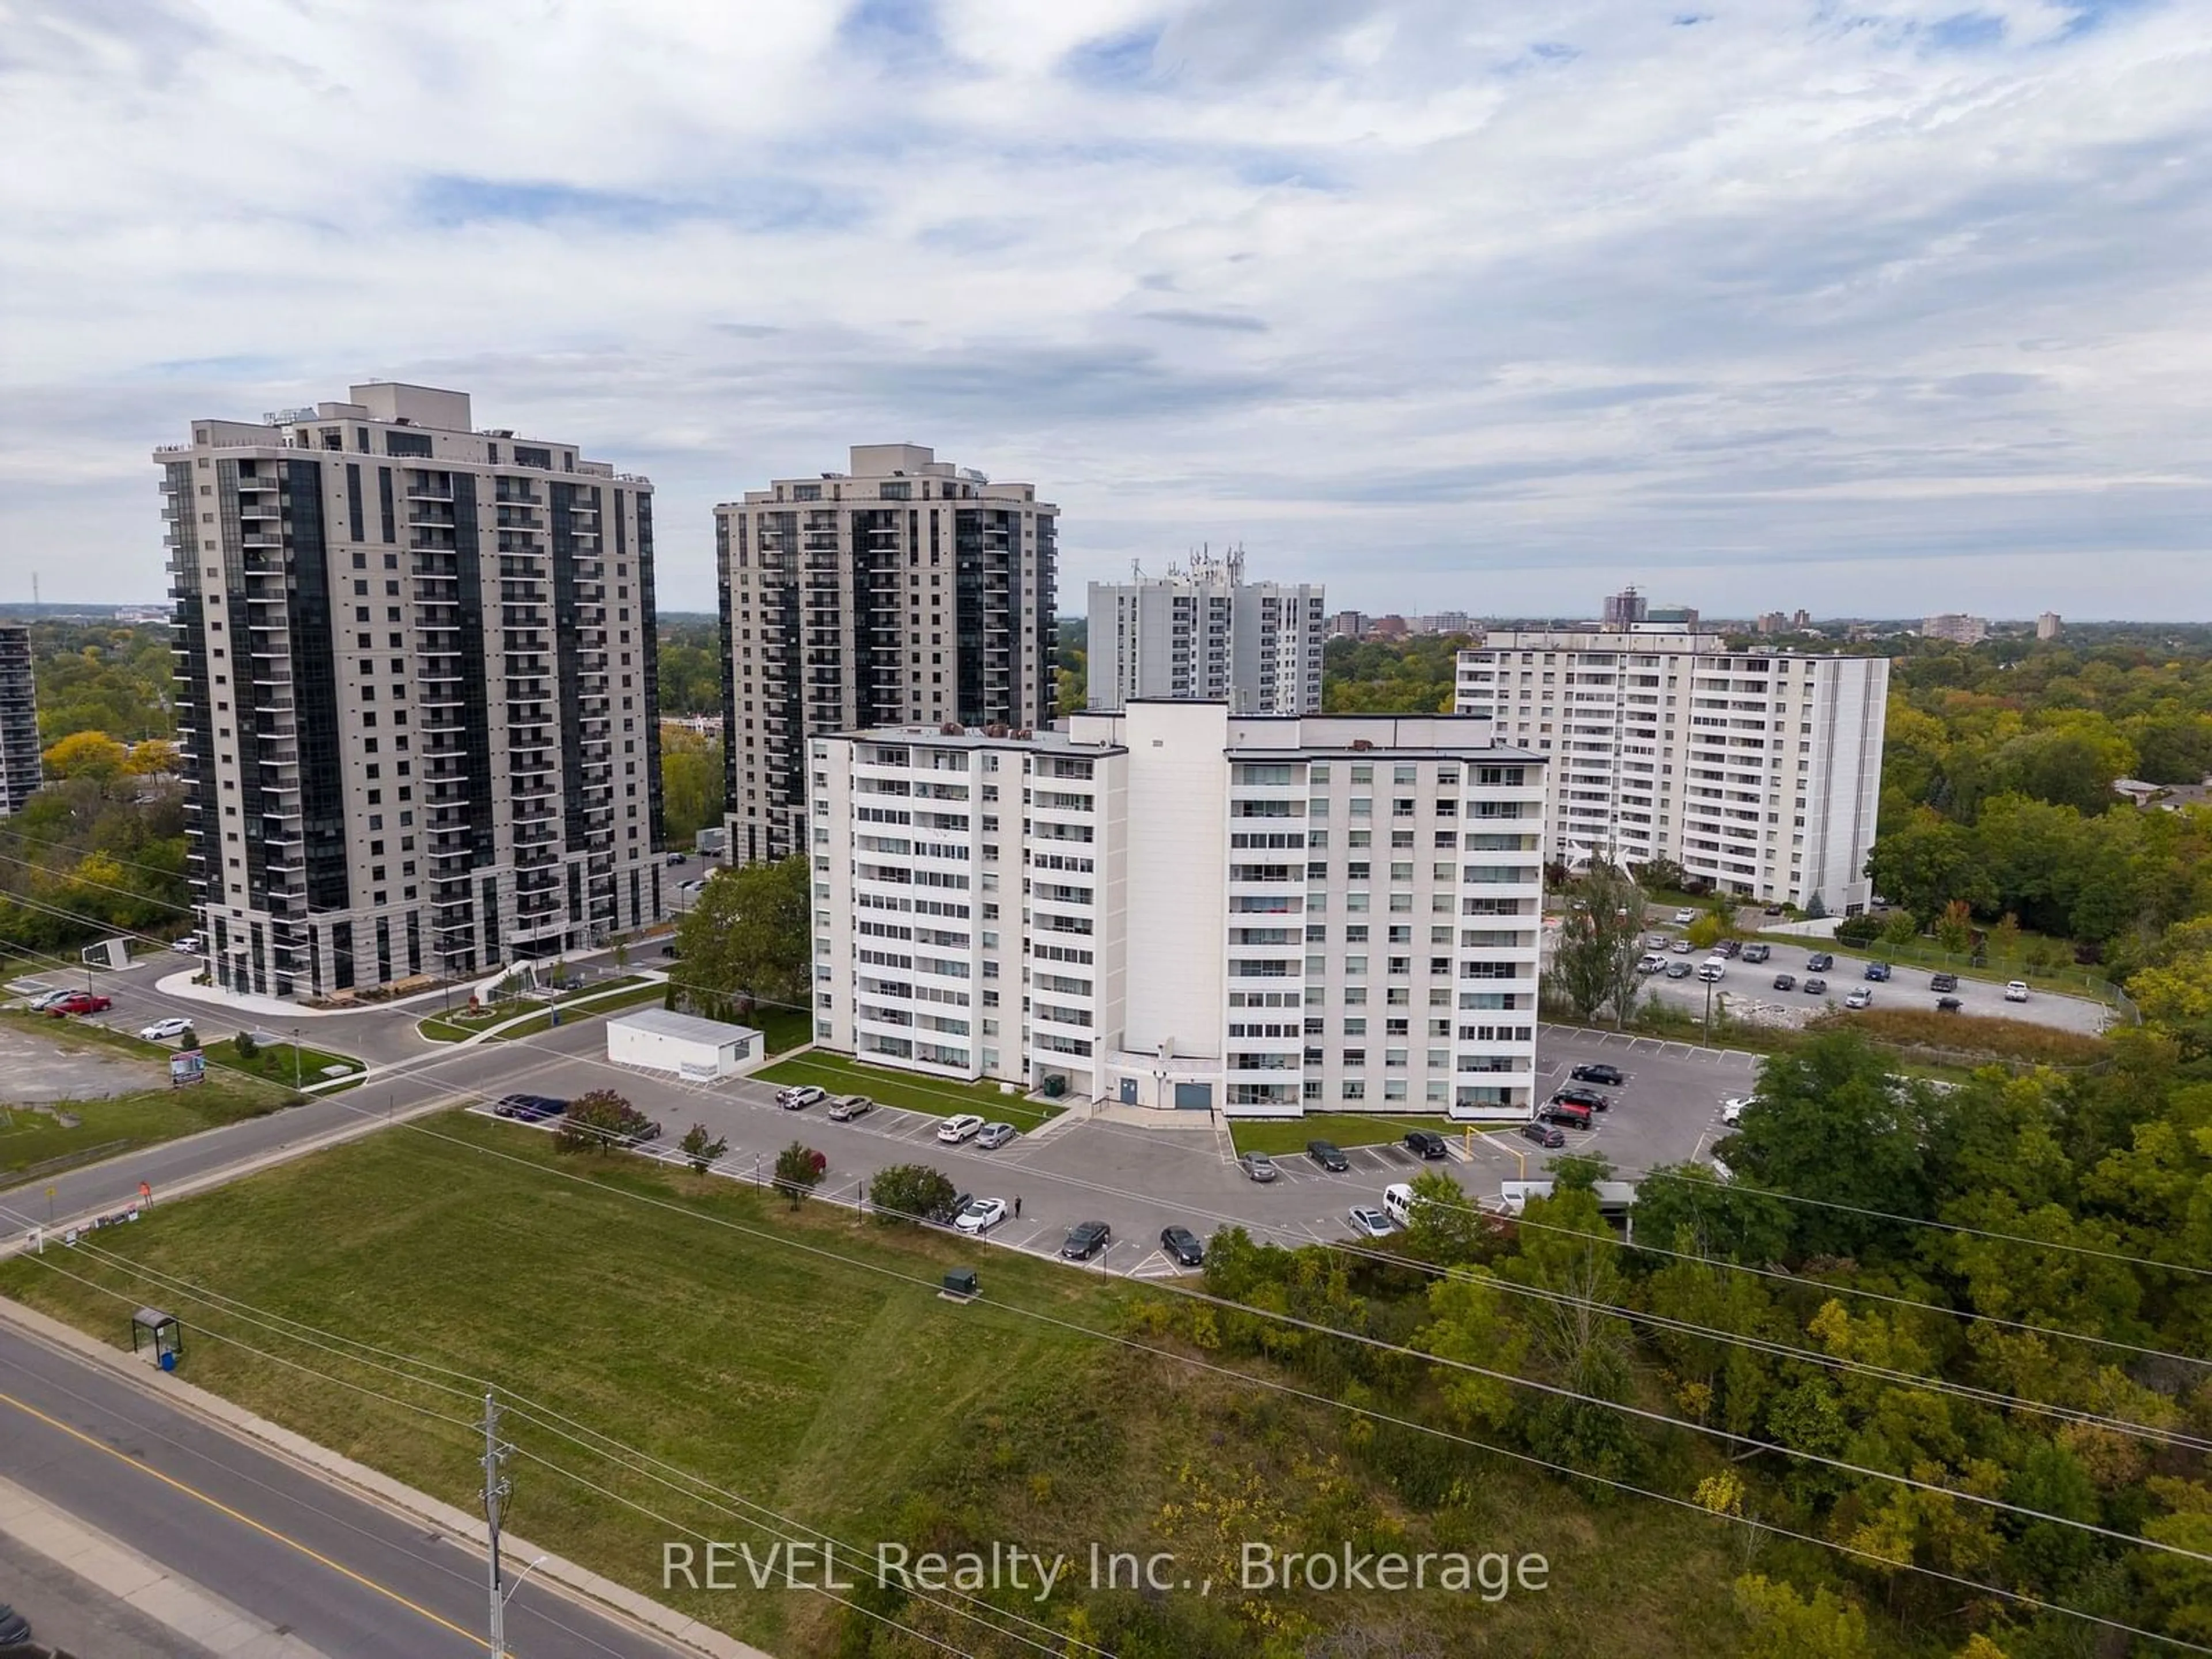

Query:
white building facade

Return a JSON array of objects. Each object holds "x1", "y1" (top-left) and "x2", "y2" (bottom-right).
[
  {"x1": 1087, "y1": 550, "x2": 1324, "y2": 715},
  {"x1": 1453, "y1": 632, "x2": 1885, "y2": 914},
  {"x1": 809, "y1": 702, "x2": 1544, "y2": 1121}
]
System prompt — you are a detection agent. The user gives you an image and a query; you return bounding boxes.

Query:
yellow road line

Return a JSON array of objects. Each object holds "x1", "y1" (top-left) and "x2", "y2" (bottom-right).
[{"x1": 0, "y1": 1387, "x2": 487, "y2": 1650}]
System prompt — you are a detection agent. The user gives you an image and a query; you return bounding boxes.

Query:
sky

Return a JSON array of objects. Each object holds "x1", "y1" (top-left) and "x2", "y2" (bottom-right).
[{"x1": 2, "y1": 0, "x2": 2209, "y2": 621}]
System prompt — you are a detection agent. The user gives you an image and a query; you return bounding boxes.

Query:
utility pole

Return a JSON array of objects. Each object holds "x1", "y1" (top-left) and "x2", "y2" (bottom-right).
[{"x1": 482, "y1": 1392, "x2": 512, "y2": 1659}]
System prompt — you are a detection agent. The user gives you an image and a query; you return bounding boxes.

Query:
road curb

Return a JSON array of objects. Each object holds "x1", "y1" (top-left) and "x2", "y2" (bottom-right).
[{"x1": 0, "y1": 1300, "x2": 771, "y2": 1659}]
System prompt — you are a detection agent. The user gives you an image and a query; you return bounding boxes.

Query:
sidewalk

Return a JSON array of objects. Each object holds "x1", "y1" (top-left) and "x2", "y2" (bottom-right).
[{"x1": 0, "y1": 1300, "x2": 769, "y2": 1659}]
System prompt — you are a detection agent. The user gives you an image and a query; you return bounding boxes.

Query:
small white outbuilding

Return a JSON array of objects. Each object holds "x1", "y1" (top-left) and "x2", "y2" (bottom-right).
[{"x1": 605, "y1": 1007, "x2": 762, "y2": 1082}]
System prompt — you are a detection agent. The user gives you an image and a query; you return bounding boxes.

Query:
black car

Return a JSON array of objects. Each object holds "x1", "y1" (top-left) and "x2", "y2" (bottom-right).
[
  {"x1": 1772, "y1": 972, "x2": 1796, "y2": 991},
  {"x1": 1937, "y1": 995, "x2": 1964, "y2": 1013},
  {"x1": 1802, "y1": 977, "x2": 1828, "y2": 995},
  {"x1": 930, "y1": 1190, "x2": 975, "y2": 1227},
  {"x1": 1930, "y1": 972, "x2": 1959, "y2": 993},
  {"x1": 1062, "y1": 1221, "x2": 1113, "y2": 1261},
  {"x1": 1806, "y1": 952, "x2": 1835, "y2": 972},
  {"x1": 1518, "y1": 1120, "x2": 1566, "y2": 1149},
  {"x1": 1160, "y1": 1225, "x2": 1205, "y2": 1267},
  {"x1": 1863, "y1": 961, "x2": 1891, "y2": 982},
  {"x1": 1403, "y1": 1128, "x2": 1449, "y2": 1160},
  {"x1": 0, "y1": 1604, "x2": 30, "y2": 1645},
  {"x1": 494, "y1": 1093, "x2": 568, "y2": 1122},
  {"x1": 1569, "y1": 1062, "x2": 1625, "y2": 1086},
  {"x1": 1762, "y1": 903, "x2": 1784, "y2": 916},
  {"x1": 661, "y1": 943, "x2": 681, "y2": 958},
  {"x1": 1552, "y1": 1085, "x2": 1609, "y2": 1112},
  {"x1": 1306, "y1": 1139, "x2": 1350, "y2": 1172},
  {"x1": 1715, "y1": 938, "x2": 1743, "y2": 959}
]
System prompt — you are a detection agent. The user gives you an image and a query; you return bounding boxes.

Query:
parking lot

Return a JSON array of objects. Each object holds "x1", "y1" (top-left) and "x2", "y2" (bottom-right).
[{"x1": 1627, "y1": 931, "x2": 2115, "y2": 1035}]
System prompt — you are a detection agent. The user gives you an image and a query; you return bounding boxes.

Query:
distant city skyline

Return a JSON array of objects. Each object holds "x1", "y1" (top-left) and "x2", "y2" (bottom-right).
[{"x1": 4, "y1": 3, "x2": 2210, "y2": 622}]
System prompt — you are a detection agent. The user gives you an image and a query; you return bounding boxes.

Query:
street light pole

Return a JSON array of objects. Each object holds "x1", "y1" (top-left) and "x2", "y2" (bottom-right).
[{"x1": 291, "y1": 1025, "x2": 301, "y2": 1092}]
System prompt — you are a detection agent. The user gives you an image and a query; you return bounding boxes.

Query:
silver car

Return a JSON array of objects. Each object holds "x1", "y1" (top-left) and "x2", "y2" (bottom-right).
[
  {"x1": 1239, "y1": 1152, "x2": 1279, "y2": 1183},
  {"x1": 826, "y1": 1094, "x2": 875, "y2": 1122},
  {"x1": 976, "y1": 1122, "x2": 1018, "y2": 1150}
]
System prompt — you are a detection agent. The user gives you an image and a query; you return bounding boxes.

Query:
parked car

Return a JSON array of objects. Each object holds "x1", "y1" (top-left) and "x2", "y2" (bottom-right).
[
  {"x1": 1060, "y1": 1220, "x2": 1112, "y2": 1260},
  {"x1": 1720, "y1": 1096, "x2": 1752, "y2": 1125},
  {"x1": 1672, "y1": 908, "x2": 1697, "y2": 925},
  {"x1": 677, "y1": 878, "x2": 706, "y2": 894},
  {"x1": 1863, "y1": 961, "x2": 1891, "y2": 982},
  {"x1": 1518, "y1": 1120, "x2": 1566, "y2": 1149},
  {"x1": 929, "y1": 1190, "x2": 975, "y2": 1226},
  {"x1": 171, "y1": 934, "x2": 202, "y2": 954},
  {"x1": 1697, "y1": 959, "x2": 1726, "y2": 982},
  {"x1": 1239, "y1": 1151, "x2": 1279, "y2": 1183},
  {"x1": 138, "y1": 1016, "x2": 194, "y2": 1041},
  {"x1": 1741, "y1": 943, "x2": 1771, "y2": 964},
  {"x1": 665, "y1": 851, "x2": 687, "y2": 866},
  {"x1": 1762, "y1": 903, "x2": 1785, "y2": 916},
  {"x1": 1806, "y1": 952, "x2": 1835, "y2": 972},
  {"x1": 0, "y1": 1604, "x2": 30, "y2": 1645},
  {"x1": 1540, "y1": 1099, "x2": 1593, "y2": 1130},
  {"x1": 1664, "y1": 960, "x2": 1694, "y2": 979},
  {"x1": 1930, "y1": 971, "x2": 1959, "y2": 993},
  {"x1": 1347, "y1": 1205, "x2": 1393, "y2": 1238},
  {"x1": 1402, "y1": 1128, "x2": 1449, "y2": 1159},
  {"x1": 25, "y1": 987, "x2": 77, "y2": 1010},
  {"x1": 955, "y1": 1196, "x2": 1007, "y2": 1234},
  {"x1": 1843, "y1": 987, "x2": 1873, "y2": 1009},
  {"x1": 660, "y1": 944, "x2": 680, "y2": 957},
  {"x1": 495, "y1": 1093, "x2": 569, "y2": 1122},
  {"x1": 47, "y1": 992, "x2": 112, "y2": 1017},
  {"x1": 1715, "y1": 938, "x2": 1743, "y2": 958},
  {"x1": 1306, "y1": 1139, "x2": 1350, "y2": 1172},
  {"x1": 937, "y1": 1113, "x2": 986, "y2": 1144},
  {"x1": 1937, "y1": 995, "x2": 1964, "y2": 1013},
  {"x1": 1671, "y1": 939, "x2": 1694, "y2": 954},
  {"x1": 1160, "y1": 1225, "x2": 1205, "y2": 1267},
  {"x1": 1646, "y1": 933, "x2": 1673, "y2": 950},
  {"x1": 826, "y1": 1094, "x2": 875, "y2": 1122},
  {"x1": 1552, "y1": 1085, "x2": 1609, "y2": 1112},
  {"x1": 2005, "y1": 980, "x2": 2031, "y2": 1003},
  {"x1": 1771, "y1": 972, "x2": 1797, "y2": 992},
  {"x1": 1802, "y1": 977, "x2": 1828, "y2": 996},
  {"x1": 1637, "y1": 953, "x2": 1666, "y2": 975},
  {"x1": 777, "y1": 1085, "x2": 826, "y2": 1111},
  {"x1": 1569, "y1": 1063, "x2": 1625, "y2": 1086},
  {"x1": 976, "y1": 1122, "x2": 1018, "y2": 1150}
]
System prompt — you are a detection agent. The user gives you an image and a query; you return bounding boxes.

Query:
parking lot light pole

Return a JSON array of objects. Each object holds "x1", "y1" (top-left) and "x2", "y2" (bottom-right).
[{"x1": 291, "y1": 1025, "x2": 302, "y2": 1092}]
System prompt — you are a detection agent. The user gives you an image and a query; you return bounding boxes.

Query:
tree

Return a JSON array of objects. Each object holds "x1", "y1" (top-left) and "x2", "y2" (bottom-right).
[
  {"x1": 556, "y1": 1089, "x2": 662, "y2": 1154},
  {"x1": 41, "y1": 730, "x2": 131, "y2": 782},
  {"x1": 1729, "y1": 1575, "x2": 1873, "y2": 1659},
  {"x1": 126, "y1": 738, "x2": 180, "y2": 775},
  {"x1": 868, "y1": 1162, "x2": 953, "y2": 1226},
  {"x1": 1395, "y1": 1169, "x2": 1499, "y2": 1266},
  {"x1": 1866, "y1": 810, "x2": 1995, "y2": 922},
  {"x1": 1933, "y1": 899, "x2": 1974, "y2": 955},
  {"x1": 678, "y1": 1122, "x2": 728, "y2": 1173},
  {"x1": 674, "y1": 855, "x2": 812, "y2": 1013},
  {"x1": 1545, "y1": 862, "x2": 1647, "y2": 1026},
  {"x1": 1987, "y1": 726, "x2": 2133, "y2": 815},
  {"x1": 659, "y1": 728, "x2": 724, "y2": 846},
  {"x1": 1414, "y1": 1268, "x2": 1525, "y2": 1430},
  {"x1": 773, "y1": 1141, "x2": 824, "y2": 1207},
  {"x1": 1685, "y1": 914, "x2": 1723, "y2": 952},
  {"x1": 1718, "y1": 1032, "x2": 1936, "y2": 1259},
  {"x1": 1878, "y1": 910, "x2": 1920, "y2": 949}
]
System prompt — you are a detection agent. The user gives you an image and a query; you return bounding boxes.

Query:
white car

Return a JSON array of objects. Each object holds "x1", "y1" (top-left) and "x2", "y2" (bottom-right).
[
  {"x1": 937, "y1": 1113, "x2": 986, "y2": 1145},
  {"x1": 1697, "y1": 959, "x2": 1726, "y2": 982},
  {"x1": 2004, "y1": 980, "x2": 2030, "y2": 1003},
  {"x1": 139, "y1": 1017, "x2": 195, "y2": 1041},
  {"x1": 1637, "y1": 953, "x2": 1666, "y2": 975},
  {"x1": 1672, "y1": 908, "x2": 1697, "y2": 926},
  {"x1": 25, "y1": 988, "x2": 76, "y2": 1011},
  {"x1": 1348, "y1": 1205, "x2": 1393, "y2": 1238},
  {"x1": 953, "y1": 1196, "x2": 1006, "y2": 1234},
  {"x1": 1843, "y1": 988, "x2": 1873, "y2": 1010},
  {"x1": 777, "y1": 1085, "x2": 826, "y2": 1111},
  {"x1": 1720, "y1": 1096, "x2": 1752, "y2": 1126},
  {"x1": 171, "y1": 935, "x2": 202, "y2": 955},
  {"x1": 678, "y1": 879, "x2": 706, "y2": 895}
]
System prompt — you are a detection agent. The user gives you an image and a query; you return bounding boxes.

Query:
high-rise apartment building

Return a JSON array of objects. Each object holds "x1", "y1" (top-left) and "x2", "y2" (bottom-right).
[
  {"x1": 158, "y1": 382, "x2": 665, "y2": 1000},
  {"x1": 1922, "y1": 614, "x2": 1989, "y2": 645},
  {"x1": 1086, "y1": 550, "x2": 1325, "y2": 715},
  {"x1": 0, "y1": 625, "x2": 39, "y2": 817},
  {"x1": 2037, "y1": 612, "x2": 2062, "y2": 641},
  {"x1": 1454, "y1": 632, "x2": 1885, "y2": 914},
  {"x1": 716, "y1": 445, "x2": 1056, "y2": 867},
  {"x1": 810, "y1": 702, "x2": 1545, "y2": 1120}
]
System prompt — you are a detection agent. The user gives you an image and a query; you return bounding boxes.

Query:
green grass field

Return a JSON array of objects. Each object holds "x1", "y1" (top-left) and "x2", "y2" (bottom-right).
[
  {"x1": 755, "y1": 1051, "x2": 1063, "y2": 1127},
  {"x1": 0, "y1": 1013, "x2": 298, "y2": 1180},
  {"x1": 0, "y1": 1107, "x2": 1751, "y2": 1658},
  {"x1": 488, "y1": 979, "x2": 665, "y2": 1040},
  {"x1": 1228, "y1": 1111, "x2": 1448, "y2": 1156},
  {"x1": 206, "y1": 1035, "x2": 361, "y2": 1089}
]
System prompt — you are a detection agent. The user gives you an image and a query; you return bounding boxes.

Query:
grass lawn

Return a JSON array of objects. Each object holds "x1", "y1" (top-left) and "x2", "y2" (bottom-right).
[
  {"x1": 0, "y1": 1108, "x2": 1750, "y2": 1659},
  {"x1": 1228, "y1": 1111, "x2": 1442, "y2": 1156},
  {"x1": 489, "y1": 979, "x2": 664, "y2": 1041},
  {"x1": 207, "y1": 1035, "x2": 361, "y2": 1089},
  {"x1": 754, "y1": 1004, "x2": 810, "y2": 1055},
  {"x1": 0, "y1": 1014, "x2": 298, "y2": 1181},
  {"x1": 755, "y1": 1051, "x2": 1063, "y2": 1128},
  {"x1": 416, "y1": 999, "x2": 535, "y2": 1043}
]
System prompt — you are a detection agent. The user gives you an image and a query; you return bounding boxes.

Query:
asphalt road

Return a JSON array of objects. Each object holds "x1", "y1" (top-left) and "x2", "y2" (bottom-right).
[
  {"x1": 0, "y1": 1326, "x2": 687, "y2": 1659},
  {"x1": 0, "y1": 1522, "x2": 219, "y2": 1658}
]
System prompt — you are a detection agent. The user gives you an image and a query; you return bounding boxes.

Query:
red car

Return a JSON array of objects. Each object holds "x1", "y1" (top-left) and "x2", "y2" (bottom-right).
[{"x1": 47, "y1": 993, "x2": 113, "y2": 1017}]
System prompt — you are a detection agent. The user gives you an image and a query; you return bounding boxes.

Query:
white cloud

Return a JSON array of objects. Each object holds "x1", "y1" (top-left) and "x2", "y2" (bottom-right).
[{"x1": 1, "y1": 0, "x2": 2207, "y2": 619}]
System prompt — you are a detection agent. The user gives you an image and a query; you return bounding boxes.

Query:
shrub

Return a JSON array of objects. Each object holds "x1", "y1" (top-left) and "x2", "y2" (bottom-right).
[
  {"x1": 773, "y1": 1141, "x2": 825, "y2": 1207},
  {"x1": 234, "y1": 1029, "x2": 259, "y2": 1059},
  {"x1": 556, "y1": 1089, "x2": 662, "y2": 1154},
  {"x1": 869, "y1": 1162, "x2": 955, "y2": 1226},
  {"x1": 678, "y1": 1122, "x2": 728, "y2": 1174}
]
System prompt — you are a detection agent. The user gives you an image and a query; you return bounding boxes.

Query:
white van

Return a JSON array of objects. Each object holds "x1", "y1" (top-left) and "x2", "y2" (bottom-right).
[{"x1": 1382, "y1": 1183, "x2": 1417, "y2": 1229}]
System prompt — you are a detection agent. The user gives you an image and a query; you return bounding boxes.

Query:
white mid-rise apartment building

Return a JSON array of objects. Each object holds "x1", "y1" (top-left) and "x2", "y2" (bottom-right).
[
  {"x1": 1454, "y1": 632, "x2": 1886, "y2": 914},
  {"x1": 810, "y1": 702, "x2": 1545, "y2": 1121},
  {"x1": 1088, "y1": 549, "x2": 1324, "y2": 714}
]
